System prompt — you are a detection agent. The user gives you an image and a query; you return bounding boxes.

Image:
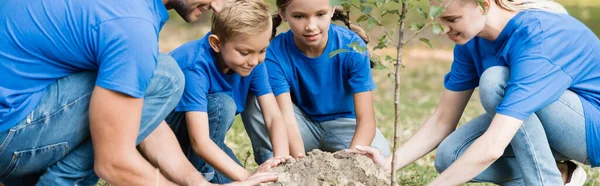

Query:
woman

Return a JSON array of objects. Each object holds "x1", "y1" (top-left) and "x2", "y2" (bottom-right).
[{"x1": 354, "y1": 0, "x2": 598, "y2": 185}]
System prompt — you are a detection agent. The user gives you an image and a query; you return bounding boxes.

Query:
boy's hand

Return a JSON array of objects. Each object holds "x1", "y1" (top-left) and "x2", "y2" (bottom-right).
[{"x1": 254, "y1": 156, "x2": 286, "y2": 173}]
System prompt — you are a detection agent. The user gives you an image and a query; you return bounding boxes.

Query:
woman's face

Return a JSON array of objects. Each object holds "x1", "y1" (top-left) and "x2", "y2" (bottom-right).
[
  {"x1": 435, "y1": 0, "x2": 487, "y2": 44},
  {"x1": 280, "y1": 0, "x2": 334, "y2": 50}
]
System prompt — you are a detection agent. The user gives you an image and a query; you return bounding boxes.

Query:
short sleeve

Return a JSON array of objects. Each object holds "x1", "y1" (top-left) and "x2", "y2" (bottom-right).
[
  {"x1": 175, "y1": 67, "x2": 210, "y2": 112},
  {"x1": 496, "y1": 26, "x2": 573, "y2": 120},
  {"x1": 95, "y1": 18, "x2": 158, "y2": 98},
  {"x1": 346, "y1": 49, "x2": 376, "y2": 94},
  {"x1": 265, "y1": 50, "x2": 290, "y2": 96},
  {"x1": 250, "y1": 62, "x2": 273, "y2": 97},
  {"x1": 444, "y1": 45, "x2": 480, "y2": 91}
]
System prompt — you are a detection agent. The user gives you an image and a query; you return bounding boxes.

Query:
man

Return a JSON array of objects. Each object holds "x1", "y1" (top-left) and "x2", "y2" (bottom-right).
[{"x1": 0, "y1": 0, "x2": 277, "y2": 185}]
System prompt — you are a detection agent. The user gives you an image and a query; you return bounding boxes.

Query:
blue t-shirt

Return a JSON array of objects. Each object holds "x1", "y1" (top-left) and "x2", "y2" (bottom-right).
[
  {"x1": 266, "y1": 24, "x2": 375, "y2": 122},
  {"x1": 444, "y1": 10, "x2": 600, "y2": 167},
  {"x1": 170, "y1": 33, "x2": 272, "y2": 114},
  {"x1": 0, "y1": 0, "x2": 168, "y2": 132}
]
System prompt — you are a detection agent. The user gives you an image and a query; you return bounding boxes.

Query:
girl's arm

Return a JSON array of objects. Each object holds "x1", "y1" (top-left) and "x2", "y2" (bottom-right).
[
  {"x1": 354, "y1": 89, "x2": 473, "y2": 171},
  {"x1": 350, "y1": 91, "x2": 377, "y2": 148},
  {"x1": 275, "y1": 93, "x2": 306, "y2": 158},
  {"x1": 428, "y1": 114, "x2": 522, "y2": 186},
  {"x1": 185, "y1": 111, "x2": 252, "y2": 181},
  {"x1": 256, "y1": 93, "x2": 290, "y2": 157}
]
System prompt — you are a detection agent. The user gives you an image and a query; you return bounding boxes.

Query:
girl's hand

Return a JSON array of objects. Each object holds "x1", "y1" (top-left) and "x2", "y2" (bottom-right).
[
  {"x1": 346, "y1": 145, "x2": 391, "y2": 170},
  {"x1": 224, "y1": 172, "x2": 278, "y2": 186}
]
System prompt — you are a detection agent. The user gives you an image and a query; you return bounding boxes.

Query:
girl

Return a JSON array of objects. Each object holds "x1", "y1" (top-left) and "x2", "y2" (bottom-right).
[
  {"x1": 165, "y1": 0, "x2": 290, "y2": 184},
  {"x1": 354, "y1": 0, "x2": 599, "y2": 185},
  {"x1": 241, "y1": 0, "x2": 391, "y2": 164}
]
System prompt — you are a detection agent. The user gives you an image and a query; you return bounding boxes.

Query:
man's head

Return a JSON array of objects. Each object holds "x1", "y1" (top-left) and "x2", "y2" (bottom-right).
[{"x1": 165, "y1": 0, "x2": 225, "y2": 22}]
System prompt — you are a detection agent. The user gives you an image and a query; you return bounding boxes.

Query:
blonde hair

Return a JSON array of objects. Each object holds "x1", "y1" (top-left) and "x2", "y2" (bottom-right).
[
  {"x1": 490, "y1": 0, "x2": 567, "y2": 14},
  {"x1": 211, "y1": 0, "x2": 272, "y2": 41}
]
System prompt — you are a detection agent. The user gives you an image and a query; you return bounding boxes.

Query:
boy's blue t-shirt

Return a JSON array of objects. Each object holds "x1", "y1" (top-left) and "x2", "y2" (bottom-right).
[
  {"x1": 266, "y1": 24, "x2": 375, "y2": 122},
  {"x1": 169, "y1": 33, "x2": 272, "y2": 114},
  {"x1": 0, "y1": 0, "x2": 168, "y2": 132},
  {"x1": 444, "y1": 10, "x2": 600, "y2": 167}
]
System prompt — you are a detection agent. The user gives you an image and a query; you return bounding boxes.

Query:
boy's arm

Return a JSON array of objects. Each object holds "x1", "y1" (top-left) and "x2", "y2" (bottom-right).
[
  {"x1": 274, "y1": 93, "x2": 305, "y2": 158},
  {"x1": 185, "y1": 111, "x2": 253, "y2": 181},
  {"x1": 256, "y1": 93, "x2": 290, "y2": 157}
]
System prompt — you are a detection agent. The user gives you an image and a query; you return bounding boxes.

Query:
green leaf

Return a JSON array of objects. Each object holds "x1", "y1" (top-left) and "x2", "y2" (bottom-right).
[
  {"x1": 416, "y1": 8, "x2": 428, "y2": 19},
  {"x1": 419, "y1": 38, "x2": 433, "y2": 49},
  {"x1": 367, "y1": 17, "x2": 379, "y2": 30},
  {"x1": 347, "y1": 42, "x2": 368, "y2": 53},
  {"x1": 329, "y1": 49, "x2": 349, "y2": 58},
  {"x1": 360, "y1": 5, "x2": 373, "y2": 15},
  {"x1": 359, "y1": 0, "x2": 369, "y2": 3},
  {"x1": 429, "y1": 5, "x2": 445, "y2": 18},
  {"x1": 356, "y1": 15, "x2": 369, "y2": 23},
  {"x1": 409, "y1": 23, "x2": 425, "y2": 31},
  {"x1": 381, "y1": 9, "x2": 399, "y2": 17},
  {"x1": 374, "y1": 35, "x2": 389, "y2": 51},
  {"x1": 432, "y1": 22, "x2": 444, "y2": 35}
]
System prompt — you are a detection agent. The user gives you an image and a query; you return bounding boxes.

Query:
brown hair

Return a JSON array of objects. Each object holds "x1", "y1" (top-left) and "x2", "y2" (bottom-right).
[
  {"x1": 211, "y1": 0, "x2": 272, "y2": 42},
  {"x1": 272, "y1": 0, "x2": 373, "y2": 67}
]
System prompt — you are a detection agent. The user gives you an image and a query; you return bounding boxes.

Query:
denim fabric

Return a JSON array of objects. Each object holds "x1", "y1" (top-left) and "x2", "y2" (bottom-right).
[{"x1": 435, "y1": 66, "x2": 588, "y2": 186}]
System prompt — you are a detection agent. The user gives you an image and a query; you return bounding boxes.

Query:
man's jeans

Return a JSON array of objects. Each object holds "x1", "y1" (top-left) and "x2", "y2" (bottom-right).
[
  {"x1": 435, "y1": 66, "x2": 590, "y2": 186},
  {"x1": 166, "y1": 93, "x2": 240, "y2": 184},
  {"x1": 241, "y1": 94, "x2": 391, "y2": 164},
  {"x1": 0, "y1": 53, "x2": 184, "y2": 186}
]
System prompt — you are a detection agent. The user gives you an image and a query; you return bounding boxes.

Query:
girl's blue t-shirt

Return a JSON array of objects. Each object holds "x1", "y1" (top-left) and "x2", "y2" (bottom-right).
[
  {"x1": 444, "y1": 10, "x2": 600, "y2": 167},
  {"x1": 266, "y1": 24, "x2": 375, "y2": 122},
  {"x1": 0, "y1": 0, "x2": 168, "y2": 132},
  {"x1": 169, "y1": 33, "x2": 272, "y2": 114}
]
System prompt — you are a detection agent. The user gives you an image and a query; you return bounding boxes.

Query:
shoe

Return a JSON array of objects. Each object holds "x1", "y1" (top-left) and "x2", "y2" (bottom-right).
[{"x1": 564, "y1": 161, "x2": 586, "y2": 186}]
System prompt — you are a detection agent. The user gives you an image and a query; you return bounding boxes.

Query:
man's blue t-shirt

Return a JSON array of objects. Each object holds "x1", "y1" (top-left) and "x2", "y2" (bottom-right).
[
  {"x1": 0, "y1": 0, "x2": 168, "y2": 132},
  {"x1": 266, "y1": 24, "x2": 375, "y2": 122},
  {"x1": 170, "y1": 33, "x2": 272, "y2": 114},
  {"x1": 444, "y1": 10, "x2": 600, "y2": 167}
]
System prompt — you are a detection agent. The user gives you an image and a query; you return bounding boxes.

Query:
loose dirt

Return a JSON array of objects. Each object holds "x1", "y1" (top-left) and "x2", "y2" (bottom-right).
[{"x1": 261, "y1": 149, "x2": 390, "y2": 186}]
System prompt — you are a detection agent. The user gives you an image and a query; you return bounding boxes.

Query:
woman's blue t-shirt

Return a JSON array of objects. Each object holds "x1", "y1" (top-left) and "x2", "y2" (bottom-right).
[{"x1": 444, "y1": 10, "x2": 600, "y2": 167}]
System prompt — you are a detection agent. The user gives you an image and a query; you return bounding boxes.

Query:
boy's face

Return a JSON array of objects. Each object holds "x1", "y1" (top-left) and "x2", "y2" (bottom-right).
[{"x1": 218, "y1": 29, "x2": 272, "y2": 77}]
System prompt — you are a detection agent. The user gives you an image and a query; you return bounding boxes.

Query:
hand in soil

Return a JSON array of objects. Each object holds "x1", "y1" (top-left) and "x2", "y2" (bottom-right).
[
  {"x1": 346, "y1": 145, "x2": 391, "y2": 170},
  {"x1": 224, "y1": 172, "x2": 278, "y2": 186},
  {"x1": 254, "y1": 156, "x2": 287, "y2": 173}
]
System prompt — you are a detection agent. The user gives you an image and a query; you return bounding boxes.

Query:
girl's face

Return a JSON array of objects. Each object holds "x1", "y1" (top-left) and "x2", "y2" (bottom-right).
[
  {"x1": 280, "y1": 0, "x2": 335, "y2": 50},
  {"x1": 435, "y1": 0, "x2": 487, "y2": 44},
  {"x1": 210, "y1": 29, "x2": 271, "y2": 77}
]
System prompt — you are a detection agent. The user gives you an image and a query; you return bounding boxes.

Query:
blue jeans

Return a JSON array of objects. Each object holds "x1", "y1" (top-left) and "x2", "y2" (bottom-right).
[
  {"x1": 166, "y1": 93, "x2": 240, "y2": 184},
  {"x1": 435, "y1": 66, "x2": 589, "y2": 186},
  {"x1": 241, "y1": 94, "x2": 391, "y2": 164},
  {"x1": 0, "y1": 53, "x2": 184, "y2": 186}
]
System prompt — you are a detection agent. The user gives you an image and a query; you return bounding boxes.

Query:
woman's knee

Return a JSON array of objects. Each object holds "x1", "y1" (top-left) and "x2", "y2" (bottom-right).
[{"x1": 479, "y1": 66, "x2": 510, "y2": 114}]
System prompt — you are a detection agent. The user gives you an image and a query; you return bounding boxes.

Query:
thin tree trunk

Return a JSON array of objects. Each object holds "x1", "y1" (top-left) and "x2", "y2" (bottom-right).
[{"x1": 390, "y1": 1, "x2": 407, "y2": 185}]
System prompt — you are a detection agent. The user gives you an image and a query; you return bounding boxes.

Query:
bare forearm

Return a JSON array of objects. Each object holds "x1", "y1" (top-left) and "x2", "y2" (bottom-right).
[
  {"x1": 193, "y1": 140, "x2": 251, "y2": 181},
  {"x1": 349, "y1": 119, "x2": 375, "y2": 149},
  {"x1": 138, "y1": 122, "x2": 209, "y2": 186},
  {"x1": 266, "y1": 116, "x2": 290, "y2": 157},
  {"x1": 392, "y1": 116, "x2": 455, "y2": 171},
  {"x1": 285, "y1": 116, "x2": 305, "y2": 158}
]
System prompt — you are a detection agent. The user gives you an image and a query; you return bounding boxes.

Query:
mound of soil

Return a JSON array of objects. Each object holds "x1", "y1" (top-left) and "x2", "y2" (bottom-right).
[{"x1": 261, "y1": 149, "x2": 390, "y2": 186}]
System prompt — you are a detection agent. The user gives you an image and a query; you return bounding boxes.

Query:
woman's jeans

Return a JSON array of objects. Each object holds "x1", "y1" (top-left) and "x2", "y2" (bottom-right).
[
  {"x1": 0, "y1": 53, "x2": 184, "y2": 186},
  {"x1": 435, "y1": 66, "x2": 590, "y2": 186}
]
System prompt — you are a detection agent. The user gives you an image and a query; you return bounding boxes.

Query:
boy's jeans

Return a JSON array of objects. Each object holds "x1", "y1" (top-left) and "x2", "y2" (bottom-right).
[
  {"x1": 166, "y1": 93, "x2": 240, "y2": 184},
  {"x1": 0, "y1": 53, "x2": 184, "y2": 186}
]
